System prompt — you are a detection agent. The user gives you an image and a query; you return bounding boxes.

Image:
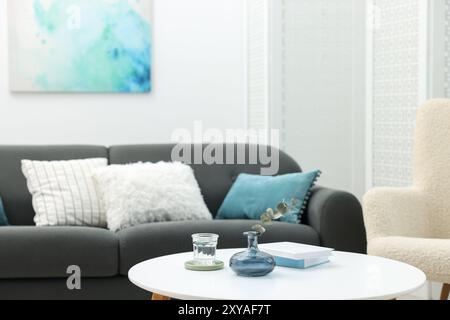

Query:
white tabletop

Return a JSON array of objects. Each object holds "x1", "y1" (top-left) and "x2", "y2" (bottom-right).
[{"x1": 128, "y1": 249, "x2": 426, "y2": 300}]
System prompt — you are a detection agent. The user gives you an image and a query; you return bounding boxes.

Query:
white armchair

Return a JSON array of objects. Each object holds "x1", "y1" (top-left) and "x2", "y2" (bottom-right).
[{"x1": 363, "y1": 99, "x2": 450, "y2": 300}]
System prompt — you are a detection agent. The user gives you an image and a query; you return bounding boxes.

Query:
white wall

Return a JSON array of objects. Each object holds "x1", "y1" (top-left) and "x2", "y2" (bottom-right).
[{"x1": 0, "y1": 0, "x2": 246, "y2": 145}]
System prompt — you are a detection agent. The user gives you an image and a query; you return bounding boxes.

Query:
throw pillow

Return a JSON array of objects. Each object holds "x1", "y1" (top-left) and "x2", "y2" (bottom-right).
[
  {"x1": 92, "y1": 162, "x2": 212, "y2": 232},
  {"x1": 21, "y1": 158, "x2": 108, "y2": 227},
  {"x1": 216, "y1": 170, "x2": 321, "y2": 223},
  {"x1": 0, "y1": 197, "x2": 9, "y2": 226}
]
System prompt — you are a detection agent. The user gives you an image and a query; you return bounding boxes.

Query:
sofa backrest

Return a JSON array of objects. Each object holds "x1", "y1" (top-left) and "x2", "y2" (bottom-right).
[
  {"x1": 0, "y1": 144, "x2": 301, "y2": 225},
  {"x1": 109, "y1": 144, "x2": 301, "y2": 217},
  {"x1": 0, "y1": 145, "x2": 108, "y2": 225}
]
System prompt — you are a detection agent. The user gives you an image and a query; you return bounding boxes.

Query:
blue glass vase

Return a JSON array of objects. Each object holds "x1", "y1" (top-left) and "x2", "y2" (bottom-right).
[{"x1": 229, "y1": 231, "x2": 276, "y2": 277}]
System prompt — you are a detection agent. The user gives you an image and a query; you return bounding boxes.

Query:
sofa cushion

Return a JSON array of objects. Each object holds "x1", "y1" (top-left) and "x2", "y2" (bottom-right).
[
  {"x1": 22, "y1": 158, "x2": 108, "y2": 227},
  {"x1": 0, "y1": 227, "x2": 118, "y2": 279},
  {"x1": 117, "y1": 220, "x2": 320, "y2": 275},
  {"x1": 217, "y1": 170, "x2": 321, "y2": 223},
  {"x1": 0, "y1": 145, "x2": 108, "y2": 225},
  {"x1": 93, "y1": 162, "x2": 212, "y2": 232},
  {"x1": 0, "y1": 197, "x2": 9, "y2": 226}
]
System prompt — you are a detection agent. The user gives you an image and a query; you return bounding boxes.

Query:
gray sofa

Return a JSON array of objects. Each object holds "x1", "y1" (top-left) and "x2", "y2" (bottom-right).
[{"x1": 0, "y1": 144, "x2": 366, "y2": 300}]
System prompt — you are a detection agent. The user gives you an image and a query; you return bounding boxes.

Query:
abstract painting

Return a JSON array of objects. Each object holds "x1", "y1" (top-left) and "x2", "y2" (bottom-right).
[{"x1": 8, "y1": 0, "x2": 152, "y2": 93}]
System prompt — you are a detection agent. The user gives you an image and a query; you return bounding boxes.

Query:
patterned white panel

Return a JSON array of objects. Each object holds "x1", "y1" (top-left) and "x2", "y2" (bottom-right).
[
  {"x1": 445, "y1": 0, "x2": 450, "y2": 96},
  {"x1": 371, "y1": 0, "x2": 421, "y2": 187},
  {"x1": 247, "y1": 0, "x2": 269, "y2": 131}
]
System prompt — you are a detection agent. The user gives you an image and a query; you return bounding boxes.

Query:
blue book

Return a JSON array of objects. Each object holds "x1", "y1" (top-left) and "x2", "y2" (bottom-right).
[
  {"x1": 274, "y1": 256, "x2": 330, "y2": 269},
  {"x1": 259, "y1": 242, "x2": 334, "y2": 269}
]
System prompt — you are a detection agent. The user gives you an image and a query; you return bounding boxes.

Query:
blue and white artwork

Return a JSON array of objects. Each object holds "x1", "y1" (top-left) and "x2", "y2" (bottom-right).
[{"x1": 9, "y1": 0, "x2": 152, "y2": 93}]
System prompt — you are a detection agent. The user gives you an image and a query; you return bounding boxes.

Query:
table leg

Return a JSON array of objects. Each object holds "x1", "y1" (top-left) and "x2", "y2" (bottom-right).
[
  {"x1": 151, "y1": 293, "x2": 170, "y2": 300},
  {"x1": 441, "y1": 283, "x2": 450, "y2": 301}
]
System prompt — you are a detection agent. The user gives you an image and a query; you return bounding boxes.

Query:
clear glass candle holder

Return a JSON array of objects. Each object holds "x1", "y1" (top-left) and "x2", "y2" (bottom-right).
[{"x1": 192, "y1": 233, "x2": 219, "y2": 265}]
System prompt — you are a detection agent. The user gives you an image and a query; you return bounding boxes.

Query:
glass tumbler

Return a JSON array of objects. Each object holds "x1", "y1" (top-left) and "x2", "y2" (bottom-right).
[{"x1": 192, "y1": 233, "x2": 219, "y2": 265}]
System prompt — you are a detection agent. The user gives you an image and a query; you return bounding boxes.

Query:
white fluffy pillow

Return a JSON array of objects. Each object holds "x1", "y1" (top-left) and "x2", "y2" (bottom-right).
[{"x1": 93, "y1": 162, "x2": 212, "y2": 232}]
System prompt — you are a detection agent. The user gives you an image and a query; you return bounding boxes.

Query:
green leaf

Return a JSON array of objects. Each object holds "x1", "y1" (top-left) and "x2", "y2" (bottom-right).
[
  {"x1": 260, "y1": 212, "x2": 273, "y2": 224},
  {"x1": 276, "y1": 201, "x2": 289, "y2": 214},
  {"x1": 251, "y1": 224, "x2": 266, "y2": 235}
]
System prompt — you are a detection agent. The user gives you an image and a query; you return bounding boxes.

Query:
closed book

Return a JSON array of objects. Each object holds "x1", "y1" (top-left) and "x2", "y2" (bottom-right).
[
  {"x1": 259, "y1": 242, "x2": 334, "y2": 260},
  {"x1": 274, "y1": 256, "x2": 330, "y2": 269}
]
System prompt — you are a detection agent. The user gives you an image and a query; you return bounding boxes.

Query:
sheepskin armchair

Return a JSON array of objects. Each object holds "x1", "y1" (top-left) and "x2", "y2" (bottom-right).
[{"x1": 363, "y1": 99, "x2": 450, "y2": 300}]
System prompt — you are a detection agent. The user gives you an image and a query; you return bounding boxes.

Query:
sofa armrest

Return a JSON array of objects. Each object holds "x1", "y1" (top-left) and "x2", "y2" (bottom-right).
[
  {"x1": 305, "y1": 186, "x2": 366, "y2": 253},
  {"x1": 363, "y1": 187, "x2": 430, "y2": 241}
]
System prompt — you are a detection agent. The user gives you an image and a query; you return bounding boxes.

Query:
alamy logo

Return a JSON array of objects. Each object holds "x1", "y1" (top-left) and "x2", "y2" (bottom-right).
[
  {"x1": 171, "y1": 121, "x2": 281, "y2": 176},
  {"x1": 66, "y1": 265, "x2": 81, "y2": 290}
]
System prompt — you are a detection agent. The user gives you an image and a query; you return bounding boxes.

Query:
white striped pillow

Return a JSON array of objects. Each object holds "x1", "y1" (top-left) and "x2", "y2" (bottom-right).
[{"x1": 21, "y1": 158, "x2": 108, "y2": 227}]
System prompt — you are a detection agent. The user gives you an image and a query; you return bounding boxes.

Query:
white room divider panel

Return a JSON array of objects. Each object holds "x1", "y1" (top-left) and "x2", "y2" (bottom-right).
[
  {"x1": 246, "y1": 0, "x2": 366, "y2": 197},
  {"x1": 246, "y1": 0, "x2": 270, "y2": 132},
  {"x1": 429, "y1": 0, "x2": 450, "y2": 98},
  {"x1": 368, "y1": 0, "x2": 428, "y2": 188},
  {"x1": 274, "y1": 0, "x2": 366, "y2": 196},
  {"x1": 278, "y1": 0, "x2": 355, "y2": 192},
  {"x1": 445, "y1": 1, "x2": 450, "y2": 96}
]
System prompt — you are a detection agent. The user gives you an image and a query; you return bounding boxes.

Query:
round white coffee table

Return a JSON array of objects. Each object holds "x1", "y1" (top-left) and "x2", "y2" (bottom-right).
[{"x1": 128, "y1": 249, "x2": 426, "y2": 300}]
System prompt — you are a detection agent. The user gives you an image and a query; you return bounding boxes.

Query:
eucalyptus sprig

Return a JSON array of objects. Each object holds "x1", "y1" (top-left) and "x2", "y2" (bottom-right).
[{"x1": 251, "y1": 198, "x2": 300, "y2": 235}]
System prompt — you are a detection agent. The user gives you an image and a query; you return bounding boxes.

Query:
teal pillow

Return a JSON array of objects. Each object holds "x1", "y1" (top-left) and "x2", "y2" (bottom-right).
[
  {"x1": 216, "y1": 170, "x2": 321, "y2": 223},
  {"x1": 0, "y1": 197, "x2": 9, "y2": 226}
]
